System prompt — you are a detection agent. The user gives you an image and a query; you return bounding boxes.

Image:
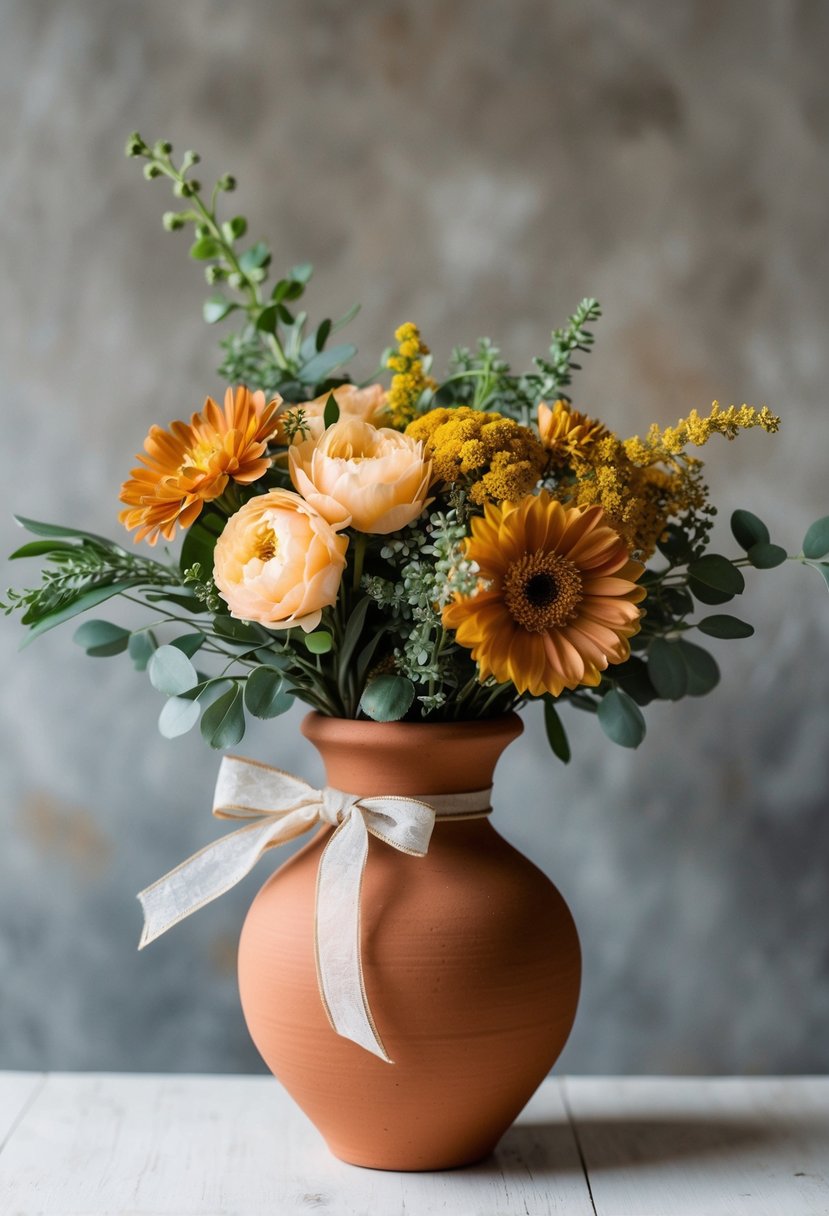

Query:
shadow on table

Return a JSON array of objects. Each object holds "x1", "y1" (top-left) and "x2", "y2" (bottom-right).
[{"x1": 463, "y1": 1116, "x2": 781, "y2": 1176}]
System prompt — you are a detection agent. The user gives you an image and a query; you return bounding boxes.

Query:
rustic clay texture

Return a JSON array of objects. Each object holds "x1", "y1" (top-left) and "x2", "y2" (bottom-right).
[
  {"x1": 1, "y1": 1, "x2": 828, "y2": 1074},
  {"x1": 239, "y1": 715, "x2": 580, "y2": 1169}
]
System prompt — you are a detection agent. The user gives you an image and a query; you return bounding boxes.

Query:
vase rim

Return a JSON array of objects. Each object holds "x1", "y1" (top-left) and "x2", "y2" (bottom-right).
[{"x1": 301, "y1": 710, "x2": 524, "y2": 748}]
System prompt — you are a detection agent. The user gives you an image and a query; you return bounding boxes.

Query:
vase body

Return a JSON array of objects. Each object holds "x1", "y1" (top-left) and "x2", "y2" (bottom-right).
[{"x1": 237, "y1": 712, "x2": 581, "y2": 1171}]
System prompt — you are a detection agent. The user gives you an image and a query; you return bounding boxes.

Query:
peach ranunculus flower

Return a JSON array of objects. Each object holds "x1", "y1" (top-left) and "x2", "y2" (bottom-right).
[
  {"x1": 119, "y1": 386, "x2": 282, "y2": 545},
  {"x1": 289, "y1": 417, "x2": 432, "y2": 534},
  {"x1": 274, "y1": 383, "x2": 388, "y2": 443},
  {"x1": 212, "y1": 489, "x2": 348, "y2": 632}
]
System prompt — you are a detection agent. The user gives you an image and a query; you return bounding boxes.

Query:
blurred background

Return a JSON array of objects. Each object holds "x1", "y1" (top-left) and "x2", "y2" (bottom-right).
[{"x1": 2, "y1": 0, "x2": 828, "y2": 1076}]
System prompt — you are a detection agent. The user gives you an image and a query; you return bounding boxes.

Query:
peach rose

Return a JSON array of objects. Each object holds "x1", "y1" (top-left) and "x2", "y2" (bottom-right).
[
  {"x1": 212, "y1": 489, "x2": 348, "y2": 631},
  {"x1": 289, "y1": 416, "x2": 432, "y2": 534},
  {"x1": 275, "y1": 383, "x2": 387, "y2": 443}
]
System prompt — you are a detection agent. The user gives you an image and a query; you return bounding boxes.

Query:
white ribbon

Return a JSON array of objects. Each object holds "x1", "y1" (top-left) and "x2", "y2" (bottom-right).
[{"x1": 137, "y1": 755, "x2": 492, "y2": 1063}]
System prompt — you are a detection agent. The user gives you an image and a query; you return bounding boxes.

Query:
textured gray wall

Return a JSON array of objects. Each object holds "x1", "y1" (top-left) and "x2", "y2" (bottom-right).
[{"x1": 2, "y1": 0, "x2": 828, "y2": 1076}]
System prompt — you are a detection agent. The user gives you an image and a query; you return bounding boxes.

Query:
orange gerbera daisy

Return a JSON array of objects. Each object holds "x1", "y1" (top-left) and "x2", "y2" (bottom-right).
[
  {"x1": 119, "y1": 386, "x2": 282, "y2": 544},
  {"x1": 442, "y1": 492, "x2": 646, "y2": 698}
]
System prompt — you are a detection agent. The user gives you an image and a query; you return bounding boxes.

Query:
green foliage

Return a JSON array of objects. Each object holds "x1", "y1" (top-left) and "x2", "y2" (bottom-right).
[
  {"x1": 543, "y1": 698, "x2": 571, "y2": 763},
  {"x1": 803, "y1": 515, "x2": 829, "y2": 560},
  {"x1": 200, "y1": 685, "x2": 246, "y2": 749},
  {"x1": 697, "y1": 614, "x2": 754, "y2": 639},
  {"x1": 731, "y1": 509, "x2": 769, "y2": 550},
  {"x1": 148, "y1": 645, "x2": 199, "y2": 696},
  {"x1": 244, "y1": 667, "x2": 293, "y2": 719},
  {"x1": 360, "y1": 675, "x2": 416, "y2": 722},
  {"x1": 597, "y1": 689, "x2": 646, "y2": 749},
  {"x1": 73, "y1": 620, "x2": 131, "y2": 657}
]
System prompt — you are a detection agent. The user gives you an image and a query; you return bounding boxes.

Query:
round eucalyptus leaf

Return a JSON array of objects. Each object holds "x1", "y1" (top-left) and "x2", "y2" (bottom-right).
[
  {"x1": 148, "y1": 645, "x2": 199, "y2": 696},
  {"x1": 730, "y1": 509, "x2": 770, "y2": 551},
  {"x1": 747, "y1": 543, "x2": 787, "y2": 570},
  {"x1": 73, "y1": 620, "x2": 131, "y2": 657},
  {"x1": 697, "y1": 614, "x2": 754, "y2": 639},
  {"x1": 360, "y1": 675, "x2": 415, "y2": 723},
  {"x1": 687, "y1": 554, "x2": 745, "y2": 595},
  {"x1": 304, "y1": 630, "x2": 333, "y2": 655},
  {"x1": 244, "y1": 667, "x2": 293, "y2": 719},
  {"x1": 200, "y1": 686, "x2": 246, "y2": 750},
  {"x1": 802, "y1": 515, "x2": 829, "y2": 560},
  {"x1": 647, "y1": 638, "x2": 688, "y2": 701},
  {"x1": 128, "y1": 631, "x2": 157, "y2": 671},
  {"x1": 158, "y1": 696, "x2": 201, "y2": 739},
  {"x1": 597, "y1": 689, "x2": 646, "y2": 749},
  {"x1": 676, "y1": 640, "x2": 721, "y2": 696}
]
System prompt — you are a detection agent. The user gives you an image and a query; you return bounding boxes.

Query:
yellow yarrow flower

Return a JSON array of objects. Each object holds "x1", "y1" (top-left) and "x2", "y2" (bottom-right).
[
  {"x1": 385, "y1": 322, "x2": 437, "y2": 428},
  {"x1": 406, "y1": 406, "x2": 547, "y2": 506}
]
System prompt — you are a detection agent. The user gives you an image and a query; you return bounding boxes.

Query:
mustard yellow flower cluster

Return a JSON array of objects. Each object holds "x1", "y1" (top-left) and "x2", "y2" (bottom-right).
[
  {"x1": 386, "y1": 322, "x2": 437, "y2": 428},
  {"x1": 627, "y1": 401, "x2": 780, "y2": 459},
  {"x1": 407, "y1": 406, "x2": 547, "y2": 506},
  {"x1": 537, "y1": 399, "x2": 609, "y2": 464}
]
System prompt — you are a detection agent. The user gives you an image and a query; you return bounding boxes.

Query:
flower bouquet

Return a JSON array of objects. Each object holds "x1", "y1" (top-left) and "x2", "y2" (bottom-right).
[{"x1": 6, "y1": 133, "x2": 829, "y2": 1170}]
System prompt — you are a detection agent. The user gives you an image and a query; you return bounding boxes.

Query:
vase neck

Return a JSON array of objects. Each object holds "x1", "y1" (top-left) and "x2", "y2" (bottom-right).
[{"x1": 301, "y1": 713, "x2": 523, "y2": 798}]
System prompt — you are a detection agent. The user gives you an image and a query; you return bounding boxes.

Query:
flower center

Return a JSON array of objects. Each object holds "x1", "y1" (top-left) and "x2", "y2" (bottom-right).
[
  {"x1": 253, "y1": 523, "x2": 278, "y2": 563},
  {"x1": 503, "y1": 550, "x2": 583, "y2": 632}
]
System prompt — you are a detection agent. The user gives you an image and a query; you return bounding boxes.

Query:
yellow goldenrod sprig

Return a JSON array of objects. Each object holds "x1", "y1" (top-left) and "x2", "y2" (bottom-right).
[
  {"x1": 386, "y1": 322, "x2": 438, "y2": 428},
  {"x1": 630, "y1": 401, "x2": 780, "y2": 458}
]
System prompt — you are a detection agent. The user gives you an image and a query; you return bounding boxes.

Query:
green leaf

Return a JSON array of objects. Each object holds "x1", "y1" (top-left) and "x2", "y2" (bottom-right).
[
  {"x1": 290, "y1": 262, "x2": 313, "y2": 284},
  {"x1": 179, "y1": 511, "x2": 225, "y2": 575},
  {"x1": 271, "y1": 278, "x2": 305, "y2": 304},
  {"x1": 296, "y1": 344, "x2": 357, "y2": 386},
  {"x1": 200, "y1": 685, "x2": 245, "y2": 749},
  {"x1": 611, "y1": 655, "x2": 656, "y2": 706},
  {"x1": 148, "y1": 645, "x2": 199, "y2": 696},
  {"x1": 158, "y1": 696, "x2": 201, "y2": 739},
  {"x1": 128, "y1": 631, "x2": 157, "y2": 671},
  {"x1": 221, "y1": 216, "x2": 247, "y2": 241},
  {"x1": 811, "y1": 563, "x2": 829, "y2": 592},
  {"x1": 675, "y1": 640, "x2": 720, "y2": 696},
  {"x1": 144, "y1": 589, "x2": 204, "y2": 612},
  {"x1": 731, "y1": 509, "x2": 770, "y2": 551},
  {"x1": 19, "y1": 580, "x2": 141, "y2": 646},
  {"x1": 360, "y1": 675, "x2": 415, "y2": 723},
  {"x1": 255, "y1": 304, "x2": 279, "y2": 334},
  {"x1": 803, "y1": 515, "x2": 829, "y2": 560},
  {"x1": 338, "y1": 597, "x2": 372, "y2": 681},
  {"x1": 213, "y1": 616, "x2": 267, "y2": 644},
  {"x1": 656, "y1": 524, "x2": 693, "y2": 563},
  {"x1": 697, "y1": 614, "x2": 755, "y2": 639},
  {"x1": 203, "y1": 295, "x2": 237, "y2": 324},
  {"x1": 597, "y1": 689, "x2": 646, "y2": 749},
  {"x1": 323, "y1": 393, "x2": 340, "y2": 428},
  {"x1": 543, "y1": 698, "x2": 571, "y2": 763},
  {"x1": 315, "y1": 318, "x2": 332, "y2": 351},
  {"x1": 169, "y1": 632, "x2": 206, "y2": 658},
  {"x1": 9, "y1": 540, "x2": 80, "y2": 560},
  {"x1": 14, "y1": 515, "x2": 115, "y2": 548},
  {"x1": 647, "y1": 638, "x2": 688, "y2": 700},
  {"x1": 688, "y1": 577, "x2": 735, "y2": 606},
  {"x1": 304, "y1": 629, "x2": 333, "y2": 655},
  {"x1": 747, "y1": 542, "x2": 787, "y2": 569},
  {"x1": 687, "y1": 554, "x2": 745, "y2": 595},
  {"x1": 73, "y1": 619, "x2": 131, "y2": 657},
  {"x1": 189, "y1": 236, "x2": 221, "y2": 260},
  {"x1": 243, "y1": 667, "x2": 293, "y2": 719},
  {"x1": 239, "y1": 242, "x2": 271, "y2": 273}
]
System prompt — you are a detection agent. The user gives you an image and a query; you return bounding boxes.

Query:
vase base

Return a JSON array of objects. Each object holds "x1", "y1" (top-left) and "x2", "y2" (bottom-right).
[{"x1": 328, "y1": 1140, "x2": 498, "y2": 1173}]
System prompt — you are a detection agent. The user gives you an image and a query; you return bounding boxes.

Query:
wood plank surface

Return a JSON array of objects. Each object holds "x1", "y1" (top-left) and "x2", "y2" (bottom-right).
[
  {"x1": 565, "y1": 1075, "x2": 829, "y2": 1216},
  {"x1": 0, "y1": 1072, "x2": 593, "y2": 1216},
  {"x1": 0, "y1": 1073, "x2": 44, "y2": 1151}
]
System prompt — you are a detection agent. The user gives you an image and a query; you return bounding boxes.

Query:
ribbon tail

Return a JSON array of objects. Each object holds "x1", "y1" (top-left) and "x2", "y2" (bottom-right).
[
  {"x1": 315, "y1": 811, "x2": 392, "y2": 1063},
  {"x1": 138, "y1": 816, "x2": 288, "y2": 949}
]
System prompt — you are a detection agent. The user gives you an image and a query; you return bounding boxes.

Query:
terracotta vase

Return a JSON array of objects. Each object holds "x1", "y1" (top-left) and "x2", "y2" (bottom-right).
[{"x1": 237, "y1": 712, "x2": 581, "y2": 1171}]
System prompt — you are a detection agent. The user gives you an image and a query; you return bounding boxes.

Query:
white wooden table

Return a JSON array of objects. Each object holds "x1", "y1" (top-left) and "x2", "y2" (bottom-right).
[{"x1": 1, "y1": 1073, "x2": 827, "y2": 1215}]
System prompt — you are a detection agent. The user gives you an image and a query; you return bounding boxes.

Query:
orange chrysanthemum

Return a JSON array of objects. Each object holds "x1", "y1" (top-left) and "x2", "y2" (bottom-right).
[
  {"x1": 442, "y1": 492, "x2": 646, "y2": 698},
  {"x1": 119, "y1": 386, "x2": 282, "y2": 545}
]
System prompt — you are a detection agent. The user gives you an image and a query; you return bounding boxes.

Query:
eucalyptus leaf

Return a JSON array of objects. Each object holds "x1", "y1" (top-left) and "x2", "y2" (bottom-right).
[
  {"x1": 611, "y1": 655, "x2": 656, "y2": 706},
  {"x1": 687, "y1": 554, "x2": 745, "y2": 595},
  {"x1": 200, "y1": 685, "x2": 246, "y2": 749},
  {"x1": 688, "y1": 577, "x2": 735, "y2": 606},
  {"x1": 305, "y1": 630, "x2": 333, "y2": 655},
  {"x1": 203, "y1": 296, "x2": 237, "y2": 324},
  {"x1": 296, "y1": 343, "x2": 357, "y2": 386},
  {"x1": 213, "y1": 616, "x2": 267, "y2": 644},
  {"x1": 244, "y1": 667, "x2": 293, "y2": 719},
  {"x1": 323, "y1": 393, "x2": 340, "y2": 428},
  {"x1": 148, "y1": 645, "x2": 199, "y2": 696},
  {"x1": 803, "y1": 515, "x2": 829, "y2": 560},
  {"x1": 647, "y1": 638, "x2": 688, "y2": 700},
  {"x1": 697, "y1": 614, "x2": 754, "y2": 639},
  {"x1": 543, "y1": 698, "x2": 571, "y2": 763},
  {"x1": 676, "y1": 640, "x2": 720, "y2": 696},
  {"x1": 812, "y1": 563, "x2": 829, "y2": 592},
  {"x1": 169, "y1": 632, "x2": 206, "y2": 658},
  {"x1": 128, "y1": 631, "x2": 157, "y2": 671},
  {"x1": 158, "y1": 696, "x2": 201, "y2": 739},
  {"x1": 747, "y1": 542, "x2": 787, "y2": 569},
  {"x1": 731, "y1": 509, "x2": 770, "y2": 551},
  {"x1": 360, "y1": 675, "x2": 415, "y2": 723},
  {"x1": 73, "y1": 619, "x2": 131, "y2": 658},
  {"x1": 597, "y1": 689, "x2": 646, "y2": 749}
]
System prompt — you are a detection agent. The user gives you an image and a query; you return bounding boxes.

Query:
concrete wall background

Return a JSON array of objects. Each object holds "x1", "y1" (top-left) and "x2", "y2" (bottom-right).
[{"x1": 1, "y1": 0, "x2": 828, "y2": 1075}]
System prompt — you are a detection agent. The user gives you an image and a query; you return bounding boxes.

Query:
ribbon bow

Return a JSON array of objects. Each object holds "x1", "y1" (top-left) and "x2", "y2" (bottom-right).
[{"x1": 137, "y1": 756, "x2": 439, "y2": 1062}]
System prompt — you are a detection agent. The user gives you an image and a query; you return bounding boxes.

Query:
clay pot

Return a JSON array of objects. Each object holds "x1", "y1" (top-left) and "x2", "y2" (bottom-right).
[{"x1": 237, "y1": 712, "x2": 581, "y2": 1171}]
